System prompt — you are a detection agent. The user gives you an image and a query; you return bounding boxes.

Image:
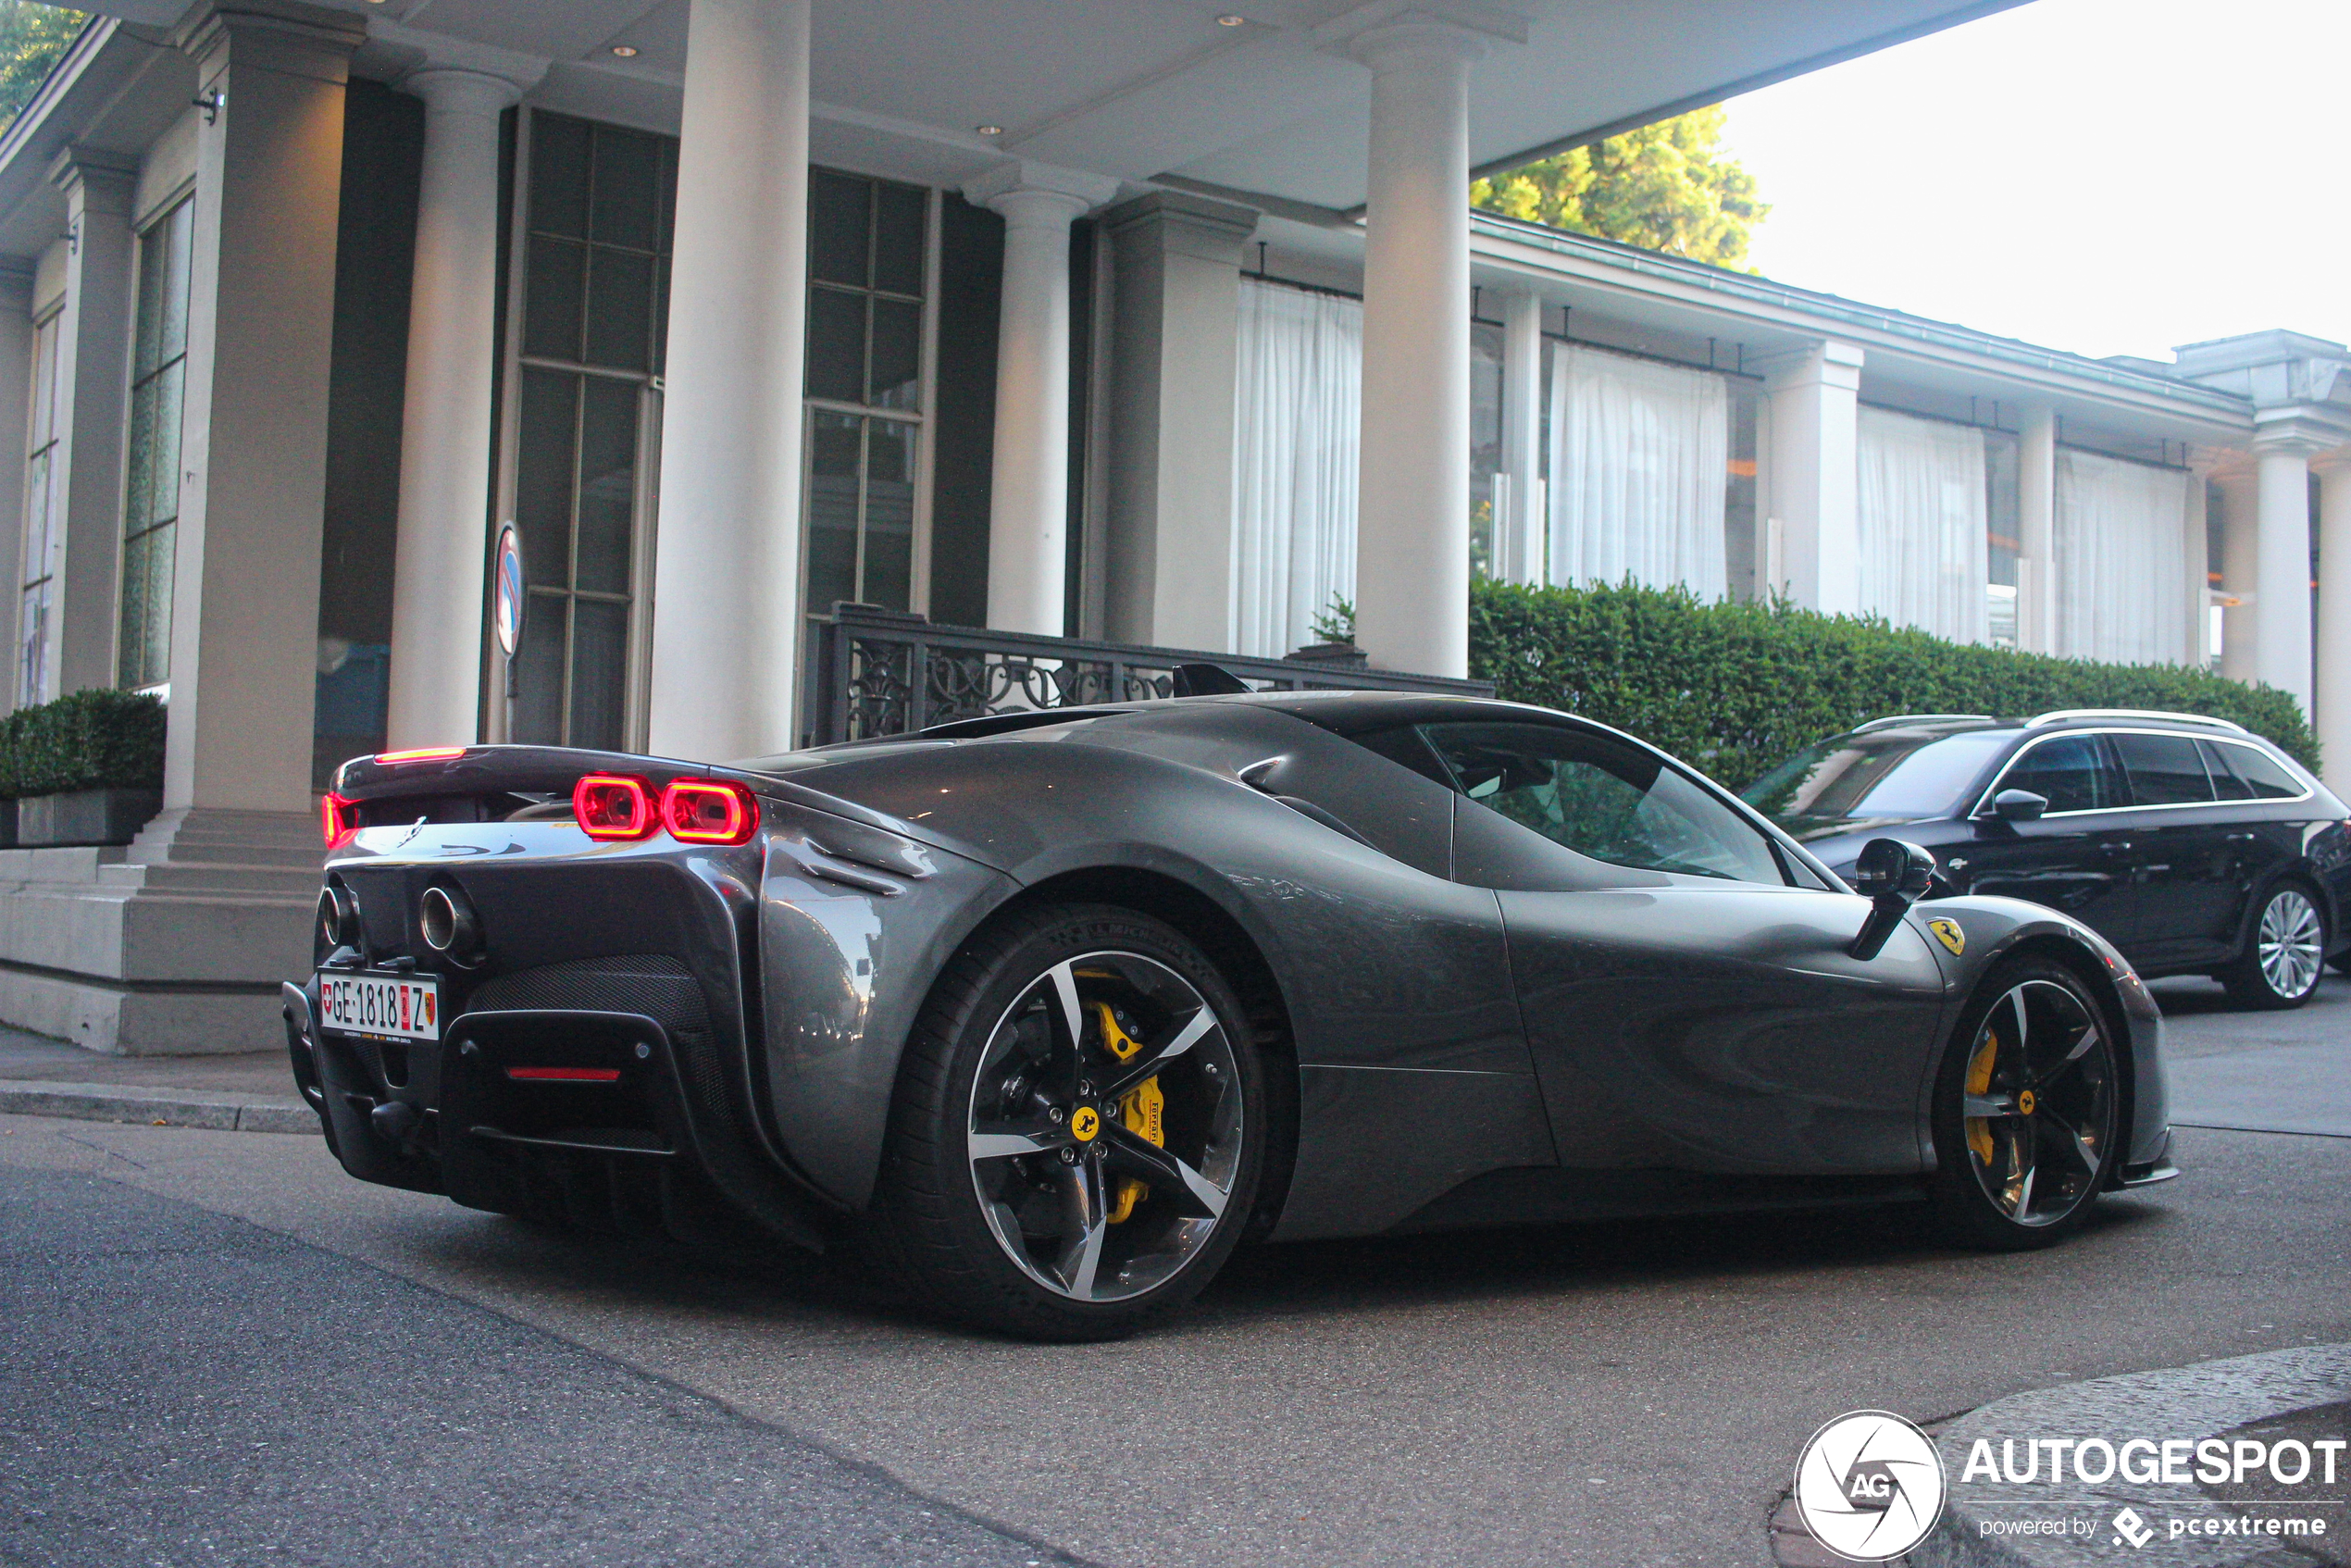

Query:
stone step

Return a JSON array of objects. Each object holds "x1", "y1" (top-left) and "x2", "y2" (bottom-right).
[
  {"x1": 98, "y1": 863, "x2": 325, "y2": 896},
  {"x1": 128, "y1": 841, "x2": 325, "y2": 869}
]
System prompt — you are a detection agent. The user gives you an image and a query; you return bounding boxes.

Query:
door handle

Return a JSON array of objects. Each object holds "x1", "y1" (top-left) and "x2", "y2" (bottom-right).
[{"x1": 2225, "y1": 831, "x2": 2257, "y2": 842}]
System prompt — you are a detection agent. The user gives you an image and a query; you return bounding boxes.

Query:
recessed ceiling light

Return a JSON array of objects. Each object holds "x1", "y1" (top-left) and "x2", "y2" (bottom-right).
[
  {"x1": 976, "y1": 124, "x2": 1002, "y2": 136},
  {"x1": 1216, "y1": 13, "x2": 1246, "y2": 24},
  {"x1": 610, "y1": 44, "x2": 639, "y2": 57}
]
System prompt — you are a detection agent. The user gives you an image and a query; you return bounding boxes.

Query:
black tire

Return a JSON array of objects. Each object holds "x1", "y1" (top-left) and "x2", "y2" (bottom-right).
[
  {"x1": 1928, "y1": 955, "x2": 2121, "y2": 1251},
  {"x1": 863, "y1": 903, "x2": 1264, "y2": 1340},
  {"x1": 2219, "y1": 879, "x2": 2329, "y2": 1010}
]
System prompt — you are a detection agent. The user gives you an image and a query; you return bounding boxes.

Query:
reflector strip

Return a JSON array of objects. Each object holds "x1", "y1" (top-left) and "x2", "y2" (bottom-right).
[
  {"x1": 375, "y1": 746, "x2": 467, "y2": 764},
  {"x1": 504, "y1": 1067, "x2": 622, "y2": 1083},
  {"x1": 321, "y1": 792, "x2": 355, "y2": 849}
]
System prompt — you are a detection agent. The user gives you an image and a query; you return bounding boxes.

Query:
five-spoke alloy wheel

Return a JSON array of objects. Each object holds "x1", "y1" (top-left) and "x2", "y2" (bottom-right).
[
  {"x1": 866, "y1": 904, "x2": 1263, "y2": 1339},
  {"x1": 1930, "y1": 957, "x2": 2119, "y2": 1248},
  {"x1": 2221, "y1": 882, "x2": 2328, "y2": 1011}
]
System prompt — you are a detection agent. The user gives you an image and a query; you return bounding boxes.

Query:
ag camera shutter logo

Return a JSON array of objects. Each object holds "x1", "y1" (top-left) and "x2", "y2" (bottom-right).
[{"x1": 1794, "y1": 1411, "x2": 1948, "y2": 1562}]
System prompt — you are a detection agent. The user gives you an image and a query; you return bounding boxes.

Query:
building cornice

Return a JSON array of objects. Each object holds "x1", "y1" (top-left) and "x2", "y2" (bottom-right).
[{"x1": 1469, "y1": 210, "x2": 2253, "y2": 426}]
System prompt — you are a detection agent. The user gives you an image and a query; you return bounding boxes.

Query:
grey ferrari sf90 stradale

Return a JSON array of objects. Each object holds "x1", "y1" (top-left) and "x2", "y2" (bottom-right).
[{"x1": 289, "y1": 688, "x2": 2175, "y2": 1338}]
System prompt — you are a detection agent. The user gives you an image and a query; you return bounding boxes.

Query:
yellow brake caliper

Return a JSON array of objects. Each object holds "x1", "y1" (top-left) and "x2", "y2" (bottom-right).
[
  {"x1": 1092, "y1": 1001, "x2": 1163, "y2": 1224},
  {"x1": 1964, "y1": 1028, "x2": 1999, "y2": 1167}
]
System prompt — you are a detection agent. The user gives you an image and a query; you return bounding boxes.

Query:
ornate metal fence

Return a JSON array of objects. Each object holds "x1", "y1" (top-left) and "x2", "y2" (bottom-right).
[{"x1": 802, "y1": 604, "x2": 1493, "y2": 746}]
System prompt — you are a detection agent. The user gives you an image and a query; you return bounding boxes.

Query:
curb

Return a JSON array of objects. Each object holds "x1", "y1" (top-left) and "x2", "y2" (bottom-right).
[
  {"x1": 1908, "y1": 1344, "x2": 2351, "y2": 1568},
  {"x1": 0, "y1": 1079, "x2": 318, "y2": 1135}
]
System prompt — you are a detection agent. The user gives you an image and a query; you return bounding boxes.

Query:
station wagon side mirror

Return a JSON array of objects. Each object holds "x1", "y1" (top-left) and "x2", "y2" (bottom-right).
[
  {"x1": 1848, "y1": 837, "x2": 1936, "y2": 961},
  {"x1": 1989, "y1": 789, "x2": 2048, "y2": 822}
]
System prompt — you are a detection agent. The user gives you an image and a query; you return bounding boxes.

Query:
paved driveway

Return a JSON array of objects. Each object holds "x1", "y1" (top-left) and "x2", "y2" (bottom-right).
[
  {"x1": 2153, "y1": 976, "x2": 2351, "y2": 1139},
  {"x1": 5, "y1": 977, "x2": 2346, "y2": 1567}
]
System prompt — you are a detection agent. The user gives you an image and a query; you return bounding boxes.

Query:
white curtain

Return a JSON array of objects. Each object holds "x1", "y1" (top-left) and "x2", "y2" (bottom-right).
[
  {"x1": 1856, "y1": 406, "x2": 1989, "y2": 642},
  {"x1": 1546, "y1": 342, "x2": 1729, "y2": 597},
  {"x1": 1232, "y1": 278, "x2": 1362, "y2": 657},
  {"x1": 2054, "y1": 449, "x2": 2193, "y2": 665}
]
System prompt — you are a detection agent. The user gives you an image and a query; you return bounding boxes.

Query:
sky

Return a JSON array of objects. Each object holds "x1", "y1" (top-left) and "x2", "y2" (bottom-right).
[{"x1": 1721, "y1": 0, "x2": 2350, "y2": 364}]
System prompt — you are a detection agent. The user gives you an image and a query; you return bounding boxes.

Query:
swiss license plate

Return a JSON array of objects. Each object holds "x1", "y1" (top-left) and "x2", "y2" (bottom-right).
[{"x1": 316, "y1": 972, "x2": 440, "y2": 1041}]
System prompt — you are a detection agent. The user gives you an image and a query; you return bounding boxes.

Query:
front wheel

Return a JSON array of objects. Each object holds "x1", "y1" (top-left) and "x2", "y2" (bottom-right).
[
  {"x1": 1928, "y1": 957, "x2": 2120, "y2": 1250},
  {"x1": 2220, "y1": 881, "x2": 2328, "y2": 1010},
  {"x1": 864, "y1": 904, "x2": 1263, "y2": 1340}
]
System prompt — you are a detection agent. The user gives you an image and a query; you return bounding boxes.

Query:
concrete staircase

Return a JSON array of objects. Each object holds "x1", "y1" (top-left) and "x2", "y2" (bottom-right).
[{"x1": 0, "y1": 808, "x2": 320, "y2": 1056}]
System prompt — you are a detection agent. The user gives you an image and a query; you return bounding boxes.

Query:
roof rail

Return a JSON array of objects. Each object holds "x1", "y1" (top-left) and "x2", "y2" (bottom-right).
[
  {"x1": 1851, "y1": 714, "x2": 1996, "y2": 734},
  {"x1": 2026, "y1": 709, "x2": 2248, "y2": 733}
]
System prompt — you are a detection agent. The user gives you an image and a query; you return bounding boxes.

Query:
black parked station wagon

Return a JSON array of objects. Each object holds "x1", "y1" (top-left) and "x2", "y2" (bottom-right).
[{"x1": 1746, "y1": 709, "x2": 2351, "y2": 1009}]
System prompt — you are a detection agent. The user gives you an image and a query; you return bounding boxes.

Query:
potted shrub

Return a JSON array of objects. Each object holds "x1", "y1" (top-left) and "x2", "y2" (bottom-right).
[{"x1": 0, "y1": 690, "x2": 167, "y2": 848}]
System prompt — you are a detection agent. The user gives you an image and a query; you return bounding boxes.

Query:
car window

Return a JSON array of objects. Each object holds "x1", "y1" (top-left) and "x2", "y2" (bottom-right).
[
  {"x1": 1348, "y1": 724, "x2": 1457, "y2": 790},
  {"x1": 2200, "y1": 740, "x2": 2255, "y2": 801},
  {"x1": 1421, "y1": 721, "x2": 1785, "y2": 885},
  {"x1": 1997, "y1": 733, "x2": 2122, "y2": 814},
  {"x1": 2214, "y1": 740, "x2": 2306, "y2": 800},
  {"x1": 2113, "y1": 731, "x2": 2213, "y2": 806},
  {"x1": 1741, "y1": 728, "x2": 2012, "y2": 825}
]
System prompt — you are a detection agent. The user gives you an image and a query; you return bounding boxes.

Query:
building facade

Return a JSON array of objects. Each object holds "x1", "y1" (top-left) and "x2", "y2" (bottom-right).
[{"x1": 0, "y1": 0, "x2": 2343, "y2": 1054}]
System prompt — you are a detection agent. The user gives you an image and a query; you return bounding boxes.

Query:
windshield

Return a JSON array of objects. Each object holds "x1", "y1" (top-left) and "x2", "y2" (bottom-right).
[{"x1": 1742, "y1": 728, "x2": 2016, "y2": 825}]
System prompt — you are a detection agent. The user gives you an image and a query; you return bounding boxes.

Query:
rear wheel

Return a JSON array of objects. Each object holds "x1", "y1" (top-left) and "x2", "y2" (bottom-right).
[
  {"x1": 864, "y1": 904, "x2": 1263, "y2": 1340},
  {"x1": 1929, "y1": 957, "x2": 2119, "y2": 1250},
  {"x1": 2220, "y1": 881, "x2": 2328, "y2": 1010}
]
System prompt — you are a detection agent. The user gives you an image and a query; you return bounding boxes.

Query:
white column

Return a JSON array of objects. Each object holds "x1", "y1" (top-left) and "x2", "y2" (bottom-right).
[
  {"x1": 44, "y1": 147, "x2": 136, "y2": 697},
  {"x1": 1344, "y1": 20, "x2": 1502, "y2": 679},
  {"x1": 2253, "y1": 434, "x2": 2317, "y2": 707},
  {"x1": 2217, "y1": 465, "x2": 2257, "y2": 681},
  {"x1": 2183, "y1": 462, "x2": 2212, "y2": 666},
  {"x1": 0, "y1": 265, "x2": 30, "y2": 714},
  {"x1": 384, "y1": 68, "x2": 526, "y2": 750},
  {"x1": 1101, "y1": 190, "x2": 1253, "y2": 651},
  {"x1": 1499, "y1": 286, "x2": 1543, "y2": 586},
  {"x1": 165, "y1": 5, "x2": 363, "y2": 814},
  {"x1": 2016, "y1": 404, "x2": 2056, "y2": 653},
  {"x1": 966, "y1": 164, "x2": 1113, "y2": 638},
  {"x1": 648, "y1": 0, "x2": 810, "y2": 762},
  {"x1": 2314, "y1": 456, "x2": 2351, "y2": 786},
  {"x1": 1758, "y1": 342, "x2": 1864, "y2": 615}
]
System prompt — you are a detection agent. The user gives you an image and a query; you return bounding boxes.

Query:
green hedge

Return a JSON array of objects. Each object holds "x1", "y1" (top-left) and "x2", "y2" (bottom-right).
[
  {"x1": 0, "y1": 689, "x2": 166, "y2": 800},
  {"x1": 1467, "y1": 579, "x2": 2316, "y2": 791}
]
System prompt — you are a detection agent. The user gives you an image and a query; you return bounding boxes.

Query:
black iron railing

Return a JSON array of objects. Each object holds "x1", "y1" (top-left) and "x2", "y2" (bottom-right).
[{"x1": 802, "y1": 604, "x2": 1493, "y2": 746}]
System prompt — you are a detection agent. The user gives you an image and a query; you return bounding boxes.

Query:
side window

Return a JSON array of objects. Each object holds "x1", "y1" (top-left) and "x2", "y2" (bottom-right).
[
  {"x1": 2215, "y1": 741, "x2": 2305, "y2": 801},
  {"x1": 1422, "y1": 721, "x2": 1785, "y2": 885},
  {"x1": 2200, "y1": 740, "x2": 2255, "y2": 802},
  {"x1": 1999, "y1": 734, "x2": 2122, "y2": 814},
  {"x1": 2113, "y1": 732, "x2": 2213, "y2": 807}
]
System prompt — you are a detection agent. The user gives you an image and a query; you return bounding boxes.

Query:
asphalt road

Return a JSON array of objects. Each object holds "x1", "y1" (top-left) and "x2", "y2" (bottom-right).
[{"x1": 3, "y1": 980, "x2": 2345, "y2": 1568}]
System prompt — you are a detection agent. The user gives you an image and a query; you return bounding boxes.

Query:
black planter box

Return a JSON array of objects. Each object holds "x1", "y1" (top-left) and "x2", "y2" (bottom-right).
[{"x1": 15, "y1": 788, "x2": 162, "y2": 848}]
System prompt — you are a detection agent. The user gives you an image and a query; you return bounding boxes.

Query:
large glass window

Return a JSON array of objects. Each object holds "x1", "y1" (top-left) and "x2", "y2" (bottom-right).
[
  {"x1": 802, "y1": 169, "x2": 927, "y2": 616},
  {"x1": 507, "y1": 113, "x2": 673, "y2": 748},
  {"x1": 18, "y1": 306, "x2": 61, "y2": 705},
  {"x1": 119, "y1": 197, "x2": 193, "y2": 691},
  {"x1": 1424, "y1": 720, "x2": 1785, "y2": 885}
]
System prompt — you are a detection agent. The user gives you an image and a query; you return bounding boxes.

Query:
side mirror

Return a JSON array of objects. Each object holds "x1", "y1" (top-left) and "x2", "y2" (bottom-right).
[
  {"x1": 1990, "y1": 789, "x2": 2048, "y2": 822},
  {"x1": 1848, "y1": 837, "x2": 1936, "y2": 960}
]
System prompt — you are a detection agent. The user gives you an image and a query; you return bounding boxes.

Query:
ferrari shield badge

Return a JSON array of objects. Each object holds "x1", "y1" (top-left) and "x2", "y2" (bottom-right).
[{"x1": 1928, "y1": 918, "x2": 1966, "y2": 957}]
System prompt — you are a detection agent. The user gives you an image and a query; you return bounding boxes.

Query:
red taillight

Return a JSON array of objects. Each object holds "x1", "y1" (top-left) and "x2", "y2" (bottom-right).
[
  {"x1": 573, "y1": 774, "x2": 658, "y2": 840},
  {"x1": 661, "y1": 778, "x2": 759, "y2": 844},
  {"x1": 376, "y1": 745, "x2": 467, "y2": 765},
  {"x1": 505, "y1": 1066, "x2": 622, "y2": 1083},
  {"x1": 321, "y1": 792, "x2": 355, "y2": 849}
]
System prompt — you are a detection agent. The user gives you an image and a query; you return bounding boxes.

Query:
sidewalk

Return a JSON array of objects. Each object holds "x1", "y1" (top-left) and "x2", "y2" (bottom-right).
[{"x1": 0, "y1": 1027, "x2": 312, "y2": 1133}]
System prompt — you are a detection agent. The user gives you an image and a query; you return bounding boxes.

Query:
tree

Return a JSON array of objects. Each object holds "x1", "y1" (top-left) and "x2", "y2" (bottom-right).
[
  {"x1": 1471, "y1": 106, "x2": 1768, "y2": 271},
  {"x1": 0, "y1": 2, "x2": 85, "y2": 131}
]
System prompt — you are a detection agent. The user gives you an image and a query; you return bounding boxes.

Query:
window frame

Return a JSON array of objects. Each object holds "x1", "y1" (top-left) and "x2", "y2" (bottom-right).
[
  {"x1": 1969, "y1": 727, "x2": 2311, "y2": 817},
  {"x1": 797, "y1": 171, "x2": 939, "y2": 629},
  {"x1": 117, "y1": 193, "x2": 195, "y2": 695}
]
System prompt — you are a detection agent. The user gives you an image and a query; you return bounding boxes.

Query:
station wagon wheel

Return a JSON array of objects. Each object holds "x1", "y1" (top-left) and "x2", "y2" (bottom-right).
[
  {"x1": 1930, "y1": 960, "x2": 2118, "y2": 1249},
  {"x1": 866, "y1": 905, "x2": 1263, "y2": 1340},
  {"x1": 2220, "y1": 882, "x2": 2328, "y2": 1011}
]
